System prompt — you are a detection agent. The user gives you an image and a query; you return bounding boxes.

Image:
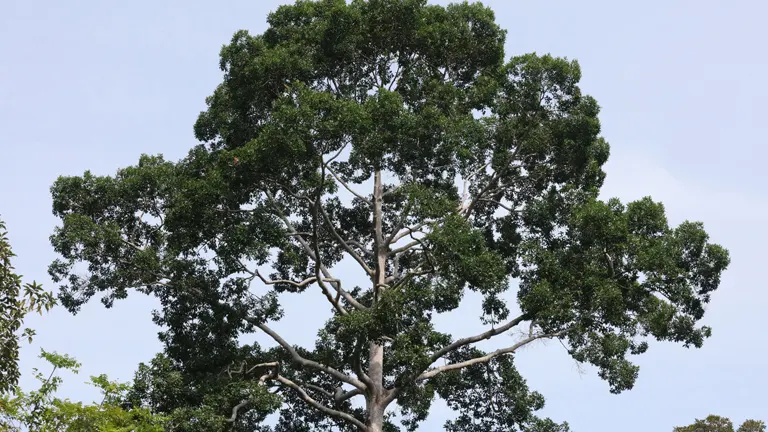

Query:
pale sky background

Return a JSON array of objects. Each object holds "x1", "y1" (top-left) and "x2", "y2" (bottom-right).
[{"x1": 2, "y1": 0, "x2": 767, "y2": 430}]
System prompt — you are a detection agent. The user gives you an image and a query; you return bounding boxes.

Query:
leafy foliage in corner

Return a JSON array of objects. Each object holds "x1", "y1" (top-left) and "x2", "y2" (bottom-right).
[
  {"x1": 0, "y1": 350, "x2": 166, "y2": 431},
  {"x1": 0, "y1": 217, "x2": 56, "y2": 395},
  {"x1": 673, "y1": 415, "x2": 766, "y2": 432},
  {"x1": 46, "y1": 0, "x2": 730, "y2": 430}
]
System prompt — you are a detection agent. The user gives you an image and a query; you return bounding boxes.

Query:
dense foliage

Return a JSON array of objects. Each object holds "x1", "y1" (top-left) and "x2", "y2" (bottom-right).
[
  {"x1": 0, "y1": 350, "x2": 165, "y2": 432},
  {"x1": 46, "y1": 0, "x2": 729, "y2": 430},
  {"x1": 673, "y1": 415, "x2": 766, "y2": 432},
  {"x1": 0, "y1": 217, "x2": 55, "y2": 395}
]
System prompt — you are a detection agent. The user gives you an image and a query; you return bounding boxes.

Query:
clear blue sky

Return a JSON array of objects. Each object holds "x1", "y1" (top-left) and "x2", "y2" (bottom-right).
[{"x1": 2, "y1": 1, "x2": 767, "y2": 430}]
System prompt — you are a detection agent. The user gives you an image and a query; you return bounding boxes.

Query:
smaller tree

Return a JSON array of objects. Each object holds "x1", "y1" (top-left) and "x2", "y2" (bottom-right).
[
  {"x1": 0, "y1": 216, "x2": 56, "y2": 395},
  {"x1": 0, "y1": 349, "x2": 166, "y2": 431},
  {"x1": 674, "y1": 415, "x2": 766, "y2": 432}
]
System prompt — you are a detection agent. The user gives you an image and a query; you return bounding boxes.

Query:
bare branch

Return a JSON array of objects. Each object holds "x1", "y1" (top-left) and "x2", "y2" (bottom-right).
[
  {"x1": 389, "y1": 222, "x2": 428, "y2": 244},
  {"x1": 326, "y1": 141, "x2": 349, "y2": 164},
  {"x1": 427, "y1": 314, "x2": 528, "y2": 366},
  {"x1": 335, "y1": 387, "x2": 363, "y2": 404},
  {"x1": 477, "y1": 198, "x2": 516, "y2": 213},
  {"x1": 266, "y1": 191, "x2": 366, "y2": 312},
  {"x1": 416, "y1": 329, "x2": 567, "y2": 382},
  {"x1": 226, "y1": 362, "x2": 279, "y2": 423},
  {"x1": 348, "y1": 240, "x2": 374, "y2": 257},
  {"x1": 253, "y1": 321, "x2": 366, "y2": 391},
  {"x1": 275, "y1": 375, "x2": 366, "y2": 431},
  {"x1": 240, "y1": 264, "x2": 338, "y2": 289},
  {"x1": 388, "y1": 240, "x2": 420, "y2": 256},
  {"x1": 227, "y1": 401, "x2": 250, "y2": 423},
  {"x1": 325, "y1": 163, "x2": 372, "y2": 205},
  {"x1": 318, "y1": 203, "x2": 374, "y2": 276},
  {"x1": 351, "y1": 337, "x2": 373, "y2": 388}
]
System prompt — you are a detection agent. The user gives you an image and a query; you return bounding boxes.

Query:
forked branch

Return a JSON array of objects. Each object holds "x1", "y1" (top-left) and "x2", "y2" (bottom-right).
[
  {"x1": 240, "y1": 264, "x2": 338, "y2": 289},
  {"x1": 225, "y1": 362, "x2": 364, "y2": 430},
  {"x1": 325, "y1": 163, "x2": 372, "y2": 206},
  {"x1": 318, "y1": 203, "x2": 374, "y2": 276},
  {"x1": 416, "y1": 329, "x2": 568, "y2": 382},
  {"x1": 252, "y1": 320, "x2": 367, "y2": 391},
  {"x1": 266, "y1": 190, "x2": 367, "y2": 312},
  {"x1": 276, "y1": 375, "x2": 366, "y2": 430},
  {"x1": 427, "y1": 314, "x2": 528, "y2": 366}
]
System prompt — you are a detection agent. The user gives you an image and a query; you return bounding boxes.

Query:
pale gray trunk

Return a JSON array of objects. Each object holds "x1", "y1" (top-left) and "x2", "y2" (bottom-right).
[{"x1": 366, "y1": 170, "x2": 387, "y2": 431}]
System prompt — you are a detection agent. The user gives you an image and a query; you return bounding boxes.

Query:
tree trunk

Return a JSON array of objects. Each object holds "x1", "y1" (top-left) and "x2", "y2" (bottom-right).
[
  {"x1": 366, "y1": 398, "x2": 385, "y2": 432},
  {"x1": 366, "y1": 170, "x2": 387, "y2": 431}
]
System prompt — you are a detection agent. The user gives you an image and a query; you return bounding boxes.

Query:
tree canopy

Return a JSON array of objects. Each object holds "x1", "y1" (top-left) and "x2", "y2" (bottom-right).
[
  {"x1": 46, "y1": 0, "x2": 730, "y2": 430},
  {"x1": 673, "y1": 415, "x2": 766, "y2": 432}
]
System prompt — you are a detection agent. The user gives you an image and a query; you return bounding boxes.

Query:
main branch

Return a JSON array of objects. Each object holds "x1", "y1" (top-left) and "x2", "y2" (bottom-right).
[
  {"x1": 276, "y1": 375, "x2": 367, "y2": 431},
  {"x1": 225, "y1": 362, "x2": 365, "y2": 431},
  {"x1": 251, "y1": 320, "x2": 367, "y2": 391},
  {"x1": 416, "y1": 329, "x2": 567, "y2": 382},
  {"x1": 428, "y1": 314, "x2": 528, "y2": 366},
  {"x1": 325, "y1": 163, "x2": 372, "y2": 206},
  {"x1": 319, "y1": 203, "x2": 374, "y2": 276},
  {"x1": 266, "y1": 191, "x2": 367, "y2": 312}
]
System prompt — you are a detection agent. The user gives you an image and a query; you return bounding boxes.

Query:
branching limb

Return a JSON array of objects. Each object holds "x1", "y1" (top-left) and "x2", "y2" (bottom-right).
[
  {"x1": 325, "y1": 163, "x2": 372, "y2": 205},
  {"x1": 301, "y1": 382, "x2": 364, "y2": 404},
  {"x1": 239, "y1": 264, "x2": 338, "y2": 289},
  {"x1": 351, "y1": 337, "x2": 373, "y2": 388},
  {"x1": 226, "y1": 362, "x2": 279, "y2": 423},
  {"x1": 275, "y1": 375, "x2": 367, "y2": 431},
  {"x1": 390, "y1": 314, "x2": 528, "y2": 400},
  {"x1": 460, "y1": 172, "x2": 500, "y2": 217},
  {"x1": 427, "y1": 314, "x2": 528, "y2": 367},
  {"x1": 381, "y1": 183, "x2": 405, "y2": 198},
  {"x1": 225, "y1": 362, "x2": 363, "y2": 429},
  {"x1": 223, "y1": 361, "x2": 280, "y2": 378},
  {"x1": 297, "y1": 383, "x2": 363, "y2": 404},
  {"x1": 416, "y1": 329, "x2": 568, "y2": 382},
  {"x1": 303, "y1": 383, "x2": 334, "y2": 398},
  {"x1": 388, "y1": 240, "x2": 421, "y2": 256},
  {"x1": 388, "y1": 222, "x2": 429, "y2": 245},
  {"x1": 311, "y1": 162, "x2": 352, "y2": 317},
  {"x1": 227, "y1": 401, "x2": 250, "y2": 423},
  {"x1": 348, "y1": 239, "x2": 374, "y2": 257},
  {"x1": 384, "y1": 200, "x2": 413, "y2": 246},
  {"x1": 334, "y1": 387, "x2": 363, "y2": 404},
  {"x1": 252, "y1": 320, "x2": 367, "y2": 391},
  {"x1": 477, "y1": 198, "x2": 516, "y2": 213},
  {"x1": 318, "y1": 203, "x2": 374, "y2": 276},
  {"x1": 266, "y1": 191, "x2": 367, "y2": 312}
]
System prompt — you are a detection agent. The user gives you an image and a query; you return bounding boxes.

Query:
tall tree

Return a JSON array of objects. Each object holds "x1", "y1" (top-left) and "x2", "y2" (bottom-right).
[
  {"x1": 673, "y1": 415, "x2": 766, "y2": 432},
  {"x1": 47, "y1": 0, "x2": 730, "y2": 430}
]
